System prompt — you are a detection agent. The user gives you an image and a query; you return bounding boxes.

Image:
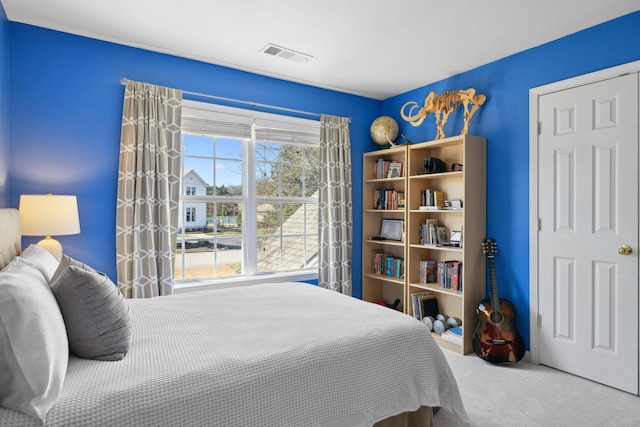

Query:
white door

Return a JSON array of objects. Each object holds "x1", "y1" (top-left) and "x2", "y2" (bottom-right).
[{"x1": 537, "y1": 73, "x2": 639, "y2": 394}]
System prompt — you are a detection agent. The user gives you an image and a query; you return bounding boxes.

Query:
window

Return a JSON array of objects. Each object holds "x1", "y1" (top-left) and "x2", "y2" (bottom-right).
[
  {"x1": 186, "y1": 208, "x2": 196, "y2": 222},
  {"x1": 175, "y1": 100, "x2": 320, "y2": 284}
]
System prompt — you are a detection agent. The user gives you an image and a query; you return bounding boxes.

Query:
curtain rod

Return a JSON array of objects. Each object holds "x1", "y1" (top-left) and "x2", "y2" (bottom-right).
[{"x1": 120, "y1": 78, "x2": 332, "y2": 120}]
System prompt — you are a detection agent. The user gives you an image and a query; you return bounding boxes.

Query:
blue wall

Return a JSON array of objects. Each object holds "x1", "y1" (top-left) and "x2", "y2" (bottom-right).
[
  {"x1": 7, "y1": 23, "x2": 380, "y2": 289},
  {"x1": 382, "y1": 11, "x2": 640, "y2": 347},
  {"x1": 5, "y1": 11, "x2": 640, "y2": 349},
  {"x1": 0, "y1": 3, "x2": 9, "y2": 207}
]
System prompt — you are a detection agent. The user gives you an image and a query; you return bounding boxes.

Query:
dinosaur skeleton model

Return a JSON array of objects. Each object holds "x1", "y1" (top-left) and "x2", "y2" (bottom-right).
[{"x1": 400, "y1": 89, "x2": 486, "y2": 139}]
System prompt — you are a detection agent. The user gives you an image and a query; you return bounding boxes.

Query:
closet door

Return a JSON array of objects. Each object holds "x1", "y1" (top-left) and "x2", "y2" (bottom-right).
[{"x1": 537, "y1": 73, "x2": 638, "y2": 394}]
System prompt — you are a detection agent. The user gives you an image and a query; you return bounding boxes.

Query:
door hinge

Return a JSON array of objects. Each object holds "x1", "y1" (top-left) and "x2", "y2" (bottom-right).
[
  {"x1": 537, "y1": 218, "x2": 541, "y2": 231},
  {"x1": 537, "y1": 314, "x2": 541, "y2": 327},
  {"x1": 537, "y1": 122, "x2": 541, "y2": 135}
]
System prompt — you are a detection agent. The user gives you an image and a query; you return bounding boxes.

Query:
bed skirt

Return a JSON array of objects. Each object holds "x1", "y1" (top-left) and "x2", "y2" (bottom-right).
[{"x1": 375, "y1": 406, "x2": 433, "y2": 427}]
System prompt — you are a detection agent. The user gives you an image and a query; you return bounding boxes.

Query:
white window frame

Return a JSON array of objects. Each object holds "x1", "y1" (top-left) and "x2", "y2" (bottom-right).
[
  {"x1": 175, "y1": 100, "x2": 320, "y2": 292},
  {"x1": 185, "y1": 207, "x2": 195, "y2": 222}
]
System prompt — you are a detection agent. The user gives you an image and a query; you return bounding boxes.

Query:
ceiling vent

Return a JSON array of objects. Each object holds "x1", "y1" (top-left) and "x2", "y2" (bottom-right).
[{"x1": 260, "y1": 43, "x2": 312, "y2": 64}]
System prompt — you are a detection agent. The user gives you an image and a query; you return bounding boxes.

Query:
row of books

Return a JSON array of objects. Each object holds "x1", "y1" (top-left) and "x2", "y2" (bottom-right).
[
  {"x1": 373, "y1": 189, "x2": 405, "y2": 210},
  {"x1": 375, "y1": 158, "x2": 405, "y2": 179},
  {"x1": 410, "y1": 291, "x2": 439, "y2": 321},
  {"x1": 439, "y1": 260, "x2": 463, "y2": 291},
  {"x1": 372, "y1": 252, "x2": 404, "y2": 279},
  {"x1": 419, "y1": 189, "x2": 445, "y2": 209},
  {"x1": 418, "y1": 259, "x2": 463, "y2": 291},
  {"x1": 419, "y1": 219, "x2": 448, "y2": 245}
]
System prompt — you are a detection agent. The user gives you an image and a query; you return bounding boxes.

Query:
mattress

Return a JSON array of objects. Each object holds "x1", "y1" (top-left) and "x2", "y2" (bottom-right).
[{"x1": 0, "y1": 282, "x2": 468, "y2": 426}]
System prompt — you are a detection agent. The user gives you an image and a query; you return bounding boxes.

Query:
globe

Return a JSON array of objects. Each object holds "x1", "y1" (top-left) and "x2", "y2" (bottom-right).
[{"x1": 370, "y1": 116, "x2": 399, "y2": 146}]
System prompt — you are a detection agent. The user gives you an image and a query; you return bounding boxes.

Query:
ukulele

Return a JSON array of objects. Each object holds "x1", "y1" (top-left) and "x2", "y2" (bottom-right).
[{"x1": 472, "y1": 238, "x2": 525, "y2": 365}]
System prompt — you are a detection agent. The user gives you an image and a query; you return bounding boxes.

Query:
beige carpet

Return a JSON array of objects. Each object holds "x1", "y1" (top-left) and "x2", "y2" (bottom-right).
[{"x1": 435, "y1": 348, "x2": 640, "y2": 427}]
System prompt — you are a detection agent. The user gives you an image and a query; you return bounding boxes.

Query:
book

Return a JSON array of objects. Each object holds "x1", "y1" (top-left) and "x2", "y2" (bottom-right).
[
  {"x1": 434, "y1": 190, "x2": 446, "y2": 209},
  {"x1": 386, "y1": 256, "x2": 395, "y2": 277},
  {"x1": 376, "y1": 159, "x2": 392, "y2": 179},
  {"x1": 441, "y1": 326, "x2": 463, "y2": 345},
  {"x1": 419, "y1": 260, "x2": 438, "y2": 283},
  {"x1": 373, "y1": 252, "x2": 392, "y2": 275},
  {"x1": 419, "y1": 295, "x2": 439, "y2": 320},
  {"x1": 445, "y1": 262, "x2": 452, "y2": 288},
  {"x1": 420, "y1": 189, "x2": 434, "y2": 206},
  {"x1": 420, "y1": 189, "x2": 445, "y2": 208},
  {"x1": 425, "y1": 260, "x2": 437, "y2": 282},
  {"x1": 451, "y1": 261, "x2": 461, "y2": 291},
  {"x1": 410, "y1": 291, "x2": 432, "y2": 319},
  {"x1": 436, "y1": 260, "x2": 462, "y2": 290},
  {"x1": 387, "y1": 161, "x2": 403, "y2": 178},
  {"x1": 435, "y1": 225, "x2": 449, "y2": 245},
  {"x1": 419, "y1": 218, "x2": 439, "y2": 245},
  {"x1": 373, "y1": 189, "x2": 403, "y2": 210},
  {"x1": 448, "y1": 326, "x2": 463, "y2": 337}
]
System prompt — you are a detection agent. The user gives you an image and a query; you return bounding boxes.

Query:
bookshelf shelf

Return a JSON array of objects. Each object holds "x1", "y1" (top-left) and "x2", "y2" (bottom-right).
[
  {"x1": 365, "y1": 177, "x2": 406, "y2": 184},
  {"x1": 409, "y1": 209, "x2": 463, "y2": 213},
  {"x1": 363, "y1": 273, "x2": 405, "y2": 285},
  {"x1": 408, "y1": 282, "x2": 464, "y2": 297},
  {"x1": 362, "y1": 135, "x2": 486, "y2": 355},
  {"x1": 364, "y1": 239, "x2": 405, "y2": 247},
  {"x1": 409, "y1": 244, "x2": 463, "y2": 252},
  {"x1": 432, "y1": 335, "x2": 462, "y2": 352},
  {"x1": 409, "y1": 171, "x2": 464, "y2": 181}
]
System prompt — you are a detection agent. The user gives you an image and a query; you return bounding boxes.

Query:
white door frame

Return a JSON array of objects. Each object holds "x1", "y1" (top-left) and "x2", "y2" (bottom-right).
[{"x1": 529, "y1": 60, "x2": 640, "y2": 364}]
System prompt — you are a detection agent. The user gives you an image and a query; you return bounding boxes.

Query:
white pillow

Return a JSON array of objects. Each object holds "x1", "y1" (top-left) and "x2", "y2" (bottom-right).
[
  {"x1": 0, "y1": 260, "x2": 69, "y2": 421},
  {"x1": 17, "y1": 244, "x2": 60, "y2": 282}
]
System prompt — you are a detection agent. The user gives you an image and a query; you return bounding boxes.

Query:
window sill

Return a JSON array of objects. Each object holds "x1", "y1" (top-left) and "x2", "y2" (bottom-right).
[{"x1": 173, "y1": 271, "x2": 318, "y2": 294}]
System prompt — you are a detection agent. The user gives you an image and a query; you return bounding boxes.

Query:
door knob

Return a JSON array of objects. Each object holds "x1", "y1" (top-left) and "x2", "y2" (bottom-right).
[{"x1": 618, "y1": 245, "x2": 632, "y2": 256}]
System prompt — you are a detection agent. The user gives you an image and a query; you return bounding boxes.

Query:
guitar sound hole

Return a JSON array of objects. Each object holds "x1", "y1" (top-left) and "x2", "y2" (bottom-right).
[{"x1": 490, "y1": 311, "x2": 503, "y2": 324}]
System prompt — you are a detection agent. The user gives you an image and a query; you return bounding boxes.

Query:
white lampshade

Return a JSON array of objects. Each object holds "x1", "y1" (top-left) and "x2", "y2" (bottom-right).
[{"x1": 19, "y1": 194, "x2": 81, "y2": 260}]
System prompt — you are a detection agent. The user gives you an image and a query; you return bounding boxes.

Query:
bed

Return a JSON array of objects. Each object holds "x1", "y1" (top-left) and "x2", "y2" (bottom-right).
[{"x1": 0, "y1": 208, "x2": 469, "y2": 426}]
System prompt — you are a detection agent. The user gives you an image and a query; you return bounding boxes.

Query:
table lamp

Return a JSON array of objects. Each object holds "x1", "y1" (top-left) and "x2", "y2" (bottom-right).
[{"x1": 19, "y1": 194, "x2": 81, "y2": 261}]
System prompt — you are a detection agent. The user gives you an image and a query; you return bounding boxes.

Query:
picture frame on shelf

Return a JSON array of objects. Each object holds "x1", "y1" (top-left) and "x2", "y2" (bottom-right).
[
  {"x1": 387, "y1": 161, "x2": 403, "y2": 178},
  {"x1": 435, "y1": 225, "x2": 449, "y2": 245},
  {"x1": 380, "y1": 219, "x2": 404, "y2": 241}
]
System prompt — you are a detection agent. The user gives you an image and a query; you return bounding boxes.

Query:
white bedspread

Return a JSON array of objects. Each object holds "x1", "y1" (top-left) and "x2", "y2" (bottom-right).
[{"x1": 0, "y1": 282, "x2": 468, "y2": 426}]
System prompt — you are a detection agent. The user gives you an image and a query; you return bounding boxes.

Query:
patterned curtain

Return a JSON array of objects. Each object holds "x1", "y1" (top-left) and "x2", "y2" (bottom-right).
[
  {"x1": 116, "y1": 81, "x2": 182, "y2": 298},
  {"x1": 318, "y1": 115, "x2": 352, "y2": 295}
]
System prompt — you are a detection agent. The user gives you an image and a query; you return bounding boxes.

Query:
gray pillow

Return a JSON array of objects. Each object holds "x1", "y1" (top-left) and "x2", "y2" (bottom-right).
[{"x1": 49, "y1": 256, "x2": 132, "y2": 361}]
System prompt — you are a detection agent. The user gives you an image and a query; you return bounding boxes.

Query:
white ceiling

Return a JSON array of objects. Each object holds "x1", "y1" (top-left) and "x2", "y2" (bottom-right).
[{"x1": 3, "y1": 0, "x2": 640, "y2": 100}]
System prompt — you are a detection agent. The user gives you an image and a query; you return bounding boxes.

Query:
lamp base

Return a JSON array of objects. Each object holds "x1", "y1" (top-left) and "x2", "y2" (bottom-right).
[{"x1": 37, "y1": 236, "x2": 63, "y2": 262}]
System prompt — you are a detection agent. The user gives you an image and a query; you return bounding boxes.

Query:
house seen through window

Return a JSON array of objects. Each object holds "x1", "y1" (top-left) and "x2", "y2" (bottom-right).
[{"x1": 175, "y1": 100, "x2": 320, "y2": 283}]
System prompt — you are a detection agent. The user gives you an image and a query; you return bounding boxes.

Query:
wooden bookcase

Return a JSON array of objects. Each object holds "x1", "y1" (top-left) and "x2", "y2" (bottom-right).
[
  {"x1": 362, "y1": 145, "x2": 408, "y2": 313},
  {"x1": 362, "y1": 135, "x2": 486, "y2": 355}
]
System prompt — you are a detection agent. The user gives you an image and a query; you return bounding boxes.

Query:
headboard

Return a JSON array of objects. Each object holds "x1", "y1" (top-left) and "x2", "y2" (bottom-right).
[{"x1": 0, "y1": 208, "x2": 21, "y2": 270}]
